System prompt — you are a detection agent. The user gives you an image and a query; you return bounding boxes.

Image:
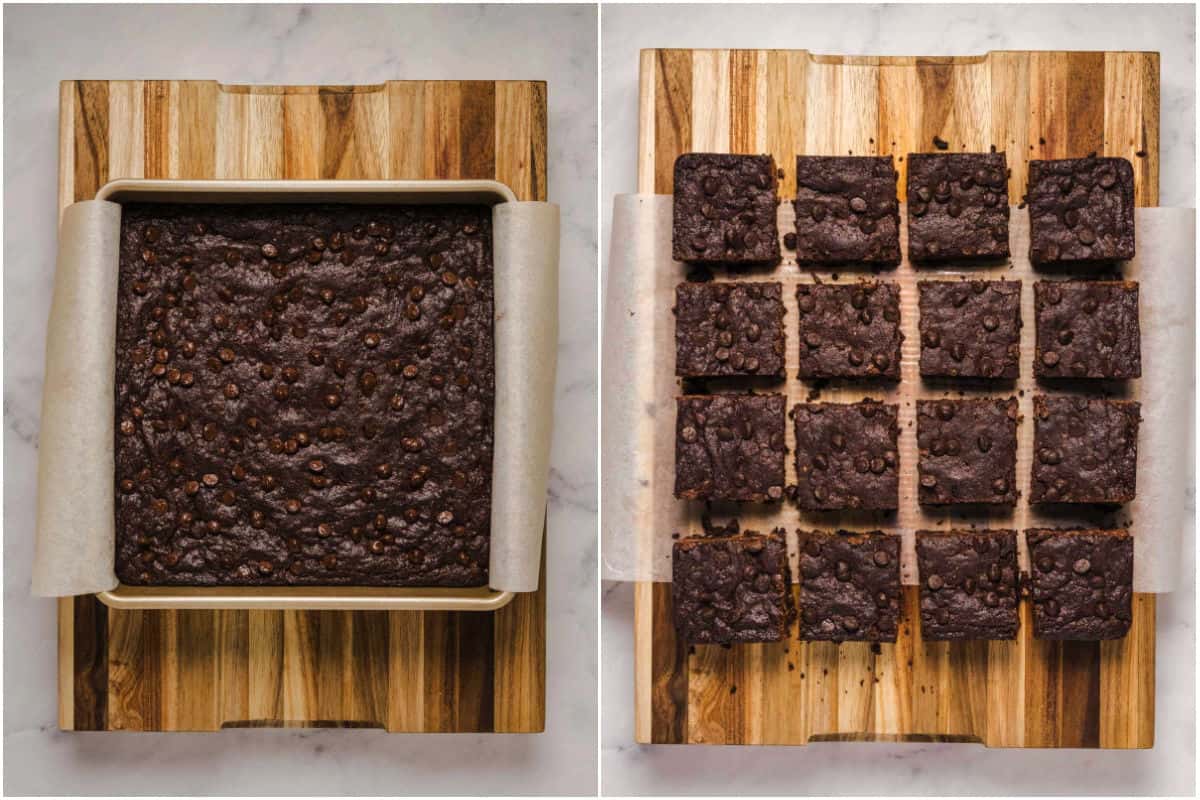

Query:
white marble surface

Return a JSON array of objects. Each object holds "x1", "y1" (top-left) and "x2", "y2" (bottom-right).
[
  {"x1": 3, "y1": 4, "x2": 597, "y2": 796},
  {"x1": 601, "y1": 4, "x2": 1195, "y2": 796}
]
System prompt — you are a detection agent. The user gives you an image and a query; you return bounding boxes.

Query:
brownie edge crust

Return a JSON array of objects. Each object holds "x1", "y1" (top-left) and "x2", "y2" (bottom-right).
[{"x1": 114, "y1": 203, "x2": 494, "y2": 587}]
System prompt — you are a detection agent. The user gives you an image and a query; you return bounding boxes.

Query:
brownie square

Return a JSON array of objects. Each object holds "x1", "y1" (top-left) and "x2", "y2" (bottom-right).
[
  {"x1": 917, "y1": 398, "x2": 1018, "y2": 505},
  {"x1": 792, "y1": 401, "x2": 899, "y2": 510},
  {"x1": 797, "y1": 530, "x2": 900, "y2": 642},
  {"x1": 1034, "y1": 281, "x2": 1141, "y2": 379},
  {"x1": 114, "y1": 203, "x2": 494, "y2": 587},
  {"x1": 675, "y1": 394, "x2": 786, "y2": 502},
  {"x1": 796, "y1": 281, "x2": 903, "y2": 379},
  {"x1": 919, "y1": 280, "x2": 1022, "y2": 379},
  {"x1": 674, "y1": 282, "x2": 785, "y2": 378},
  {"x1": 907, "y1": 152, "x2": 1011, "y2": 262},
  {"x1": 672, "y1": 153, "x2": 780, "y2": 264},
  {"x1": 793, "y1": 155, "x2": 901, "y2": 267},
  {"x1": 1031, "y1": 395, "x2": 1140, "y2": 504},
  {"x1": 1027, "y1": 528, "x2": 1133, "y2": 640},
  {"x1": 672, "y1": 529, "x2": 795, "y2": 644},
  {"x1": 1028, "y1": 157, "x2": 1136, "y2": 264},
  {"x1": 916, "y1": 530, "x2": 1019, "y2": 640}
]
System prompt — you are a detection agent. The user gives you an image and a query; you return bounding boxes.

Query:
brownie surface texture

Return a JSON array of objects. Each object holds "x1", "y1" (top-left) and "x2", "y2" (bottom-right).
[
  {"x1": 1031, "y1": 395, "x2": 1140, "y2": 504},
  {"x1": 796, "y1": 281, "x2": 903, "y2": 379},
  {"x1": 1034, "y1": 280, "x2": 1141, "y2": 379},
  {"x1": 674, "y1": 282, "x2": 785, "y2": 378},
  {"x1": 793, "y1": 155, "x2": 901, "y2": 266},
  {"x1": 675, "y1": 394, "x2": 787, "y2": 502},
  {"x1": 1027, "y1": 528, "x2": 1133, "y2": 640},
  {"x1": 114, "y1": 203, "x2": 494, "y2": 587},
  {"x1": 797, "y1": 530, "x2": 901, "y2": 642},
  {"x1": 907, "y1": 152, "x2": 1011, "y2": 261},
  {"x1": 672, "y1": 530, "x2": 795, "y2": 644},
  {"x1": 672, "y1": 153, "x2": 780, "y2": 264},
  {"x1": 1028, "y1": 157, "x2": 1135, "y2": 264},
  {"x1": 917, "y1": 398, "x2": 1018, "y2": 505},
  {"x1": 792, "y1": 401, "x2": 899, "y2": 510},
  {"x1": 916, "y1": 529, "x2": 1019, "y2": 640},
  {"x1": 919, "y1": 279, "x2": 1022, "y2": 379}
]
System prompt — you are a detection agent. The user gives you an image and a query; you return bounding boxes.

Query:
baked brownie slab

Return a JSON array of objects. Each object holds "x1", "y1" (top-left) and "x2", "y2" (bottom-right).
[
  {"x1": 1028, "y1": 157, "x2": 1135, "y2": 264},
  {"x1": 672, "y1": 529, "x2": 795, "y2": 645},
  {"x1": 1031, "y1": 395, "x2": 1140, "y2": 504},
  {"x1": 675, "y1": 394, "x2": 786, "y2": 503},
  {"x1": 919, "y1": 280, "x2": 1021, "y2": 379},
  {"x1": 792, "y1": 401, "x2": 899, "y2": 510},
  {"x1": 797, "y1": 530, "x2": 901, "y2": 643},
  {"x1": 907, "y1": 152, "x2": 1011, "y2": 262},
  {"x1": 1034, "y1": 280, "x2": 1141, "y2": 379},
  {"x1": 114, "y1": 203, "x2": 493, "y2": 586},
  {"x1": 916, "y1": 529, "x2": 1019, "y2": 640},
  {"x1": 674, "y1": 282, "x2": 785, "y2": 378},
  {"x1": 672, "y1": 153, "x2": 780, "y2": 264},
  {"x1": 796, "y1": 281, "x2": 903, "y2": 379},
  {"x1": 1027, "y1": 528, "x2": 1133, "y2": 640},
  {"x1": 793, "y1": 155, "x2": 901, "y2": 267},
  {"x1": 917, "y1": 398, "x2": 1018, "y2": 505}
]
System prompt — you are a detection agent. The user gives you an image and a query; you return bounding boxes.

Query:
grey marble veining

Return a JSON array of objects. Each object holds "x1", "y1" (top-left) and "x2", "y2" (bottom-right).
[
  {"x1": 3, "y1": 4, "x2": 597, "y2": 796},
  {"x1": 601, "y1": 4, "x2": 1194, "y2": 796}
]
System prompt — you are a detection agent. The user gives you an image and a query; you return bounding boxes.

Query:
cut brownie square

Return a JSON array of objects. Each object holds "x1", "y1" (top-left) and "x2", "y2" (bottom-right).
[
  {"x1": 672, "y1": 153, "x2": 780, "y2": 264},
  {"x1": 675, "y1": 394, "x2": 786, "y2": 502},
  {"x1": 796, "y1": 281, "x2": 903, "y2": 379},
  {"x1": 1026, "y1": 528, "x2": 1133, "y2": 640},
  {"x1": 1031, "y1": 395, "x2": 1140, "y2": 504},
  {"x1": 792, "y1": 401, "x2": 899, "y2": 510},
  {"x1": 793, "y1": 155, "x2": 901, "y2": 267},
  {"x1": 917, "y1": 397, "x2": 1018, "y2": 505},
  {"x1": 1028, "y1": 157, "x2": 1136, "y2": 264},
  {"x1": 797, "y1": 530, "x2": 900, "y2": 642},
  {"x1": 1034, "y1": 280, "x2": 1141, "y2": 379},
  {"x1": 907, "y1": 152, "x2": 1011, "y2": 262},
  {"x1": 916, "y1": 529, "x2": 1019, "y2": 640},
  {"x1": 919, "y1": 279, "x2": 1022, "y2": 379},
  {"x1": 672, "y1": 529, "x2": 795, "y2": 645},
  {"x1": 674, "y1": 281, "x2": 785, "y2": 378}
]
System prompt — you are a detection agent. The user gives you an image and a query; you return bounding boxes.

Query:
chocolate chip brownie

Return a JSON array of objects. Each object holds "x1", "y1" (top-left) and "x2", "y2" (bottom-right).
[
  {"x1": 793, "y1": 155, "x2": 901, "y2": 267},
  {"x1": 916, "y1": 398, "x2": 1019, "y2": 505},
  {"x1": 916, "y1": 529, "x2": 1019, "y2": 640},
  {"x1": 672, "y1": 153, "x2": 781, "y2": 264},
  {"x1": 672, "y1": 529, "x2": 795, "y2": 645},
  {"x1": 1034, "y1": 280, "x2": 1141, "y2": 379},
  {"x1": 796, "y1": 281, "x2": 903, "y2": 379},
  {"x1": 675, "y1": 394, "x2": 787, "y2": 503},
  {"x1": 1031, "y1": 395, "x2": 1140, "y2": 504},
  {"x1": 918, "y1": 280, "x2": 1022, "y2": 379},
  {"x1": 792, "y1": 401, "x2": 899, "y2": 510},
  {"x1": 1028, "y1": 156, "x2": 1136, "y2": 264},
  {"x1": 797, "y1": 530, "x2": 901, "y2": 643},
  {"x1": 1026, "y1": 528, "x2": 1133, "y2": 640},
  {"x1": 907, "y1": 152, "x2": 1011, "y2": 262},
  {"x1": 114, "y1": 203, "x2": 493, "y2": 586},
  {"x1": 674, "y1": 282, "x2": 786, "y2": 378}
]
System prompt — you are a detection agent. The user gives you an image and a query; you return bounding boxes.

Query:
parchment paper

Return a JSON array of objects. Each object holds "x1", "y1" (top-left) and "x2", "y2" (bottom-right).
[
  {"x1": 33, "y1": 197, "x2": 560, "y2": 596},
  {"x1": 602, "y1": 194, "x2": 1193, "y2": 592}
]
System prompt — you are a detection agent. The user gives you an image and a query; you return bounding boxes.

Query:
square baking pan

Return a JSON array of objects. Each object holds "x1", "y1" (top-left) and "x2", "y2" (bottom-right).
[{"x1": 88, "y1": 177, "x2": 537, "y2": 612}]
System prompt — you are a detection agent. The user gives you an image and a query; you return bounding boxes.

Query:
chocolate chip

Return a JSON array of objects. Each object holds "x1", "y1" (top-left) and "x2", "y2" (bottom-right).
[
  {"x1": 873, "y1": 550, "x2": 890, "y2": 567},
  {"x1": 926, "y1": 574, "x2": 944, "y2": 591}
]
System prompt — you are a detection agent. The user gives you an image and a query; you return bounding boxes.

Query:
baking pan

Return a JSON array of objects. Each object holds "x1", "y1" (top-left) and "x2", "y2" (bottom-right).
[{"x1": 73, "y1": 178, "x2": 543, "y2": 612}]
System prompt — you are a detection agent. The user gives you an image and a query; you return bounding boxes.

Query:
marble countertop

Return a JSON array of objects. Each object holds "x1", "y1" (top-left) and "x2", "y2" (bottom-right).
[
  {"x1": 3, "y1": 4, "x2": 597, "y2": 796},
  {"x1": 601, "y1": 3, "x2": 1195, "y2": 796}
]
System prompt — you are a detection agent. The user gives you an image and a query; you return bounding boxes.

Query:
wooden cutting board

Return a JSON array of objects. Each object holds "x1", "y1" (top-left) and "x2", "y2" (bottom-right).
[
  {"x1": 635, "y1": 49, "x2": 1158, "y2": 747},
  {"x1": 57, "y1": 79, "x2": 546, "y2": 732}
]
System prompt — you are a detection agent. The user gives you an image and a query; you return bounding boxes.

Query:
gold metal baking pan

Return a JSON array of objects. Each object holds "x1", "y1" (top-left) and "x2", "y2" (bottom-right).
[{"x1": 93, "y1": 178, "x2": 525, "y2": 612}]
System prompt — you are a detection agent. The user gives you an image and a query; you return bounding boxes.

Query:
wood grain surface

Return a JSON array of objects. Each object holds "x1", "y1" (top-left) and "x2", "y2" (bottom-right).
[
  {"x1": 635, "y1": 49, "x2": 1158, "y2": 748},
  {"x1": 57, "y1": 79, "x2": 547, "y2": 732}
]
